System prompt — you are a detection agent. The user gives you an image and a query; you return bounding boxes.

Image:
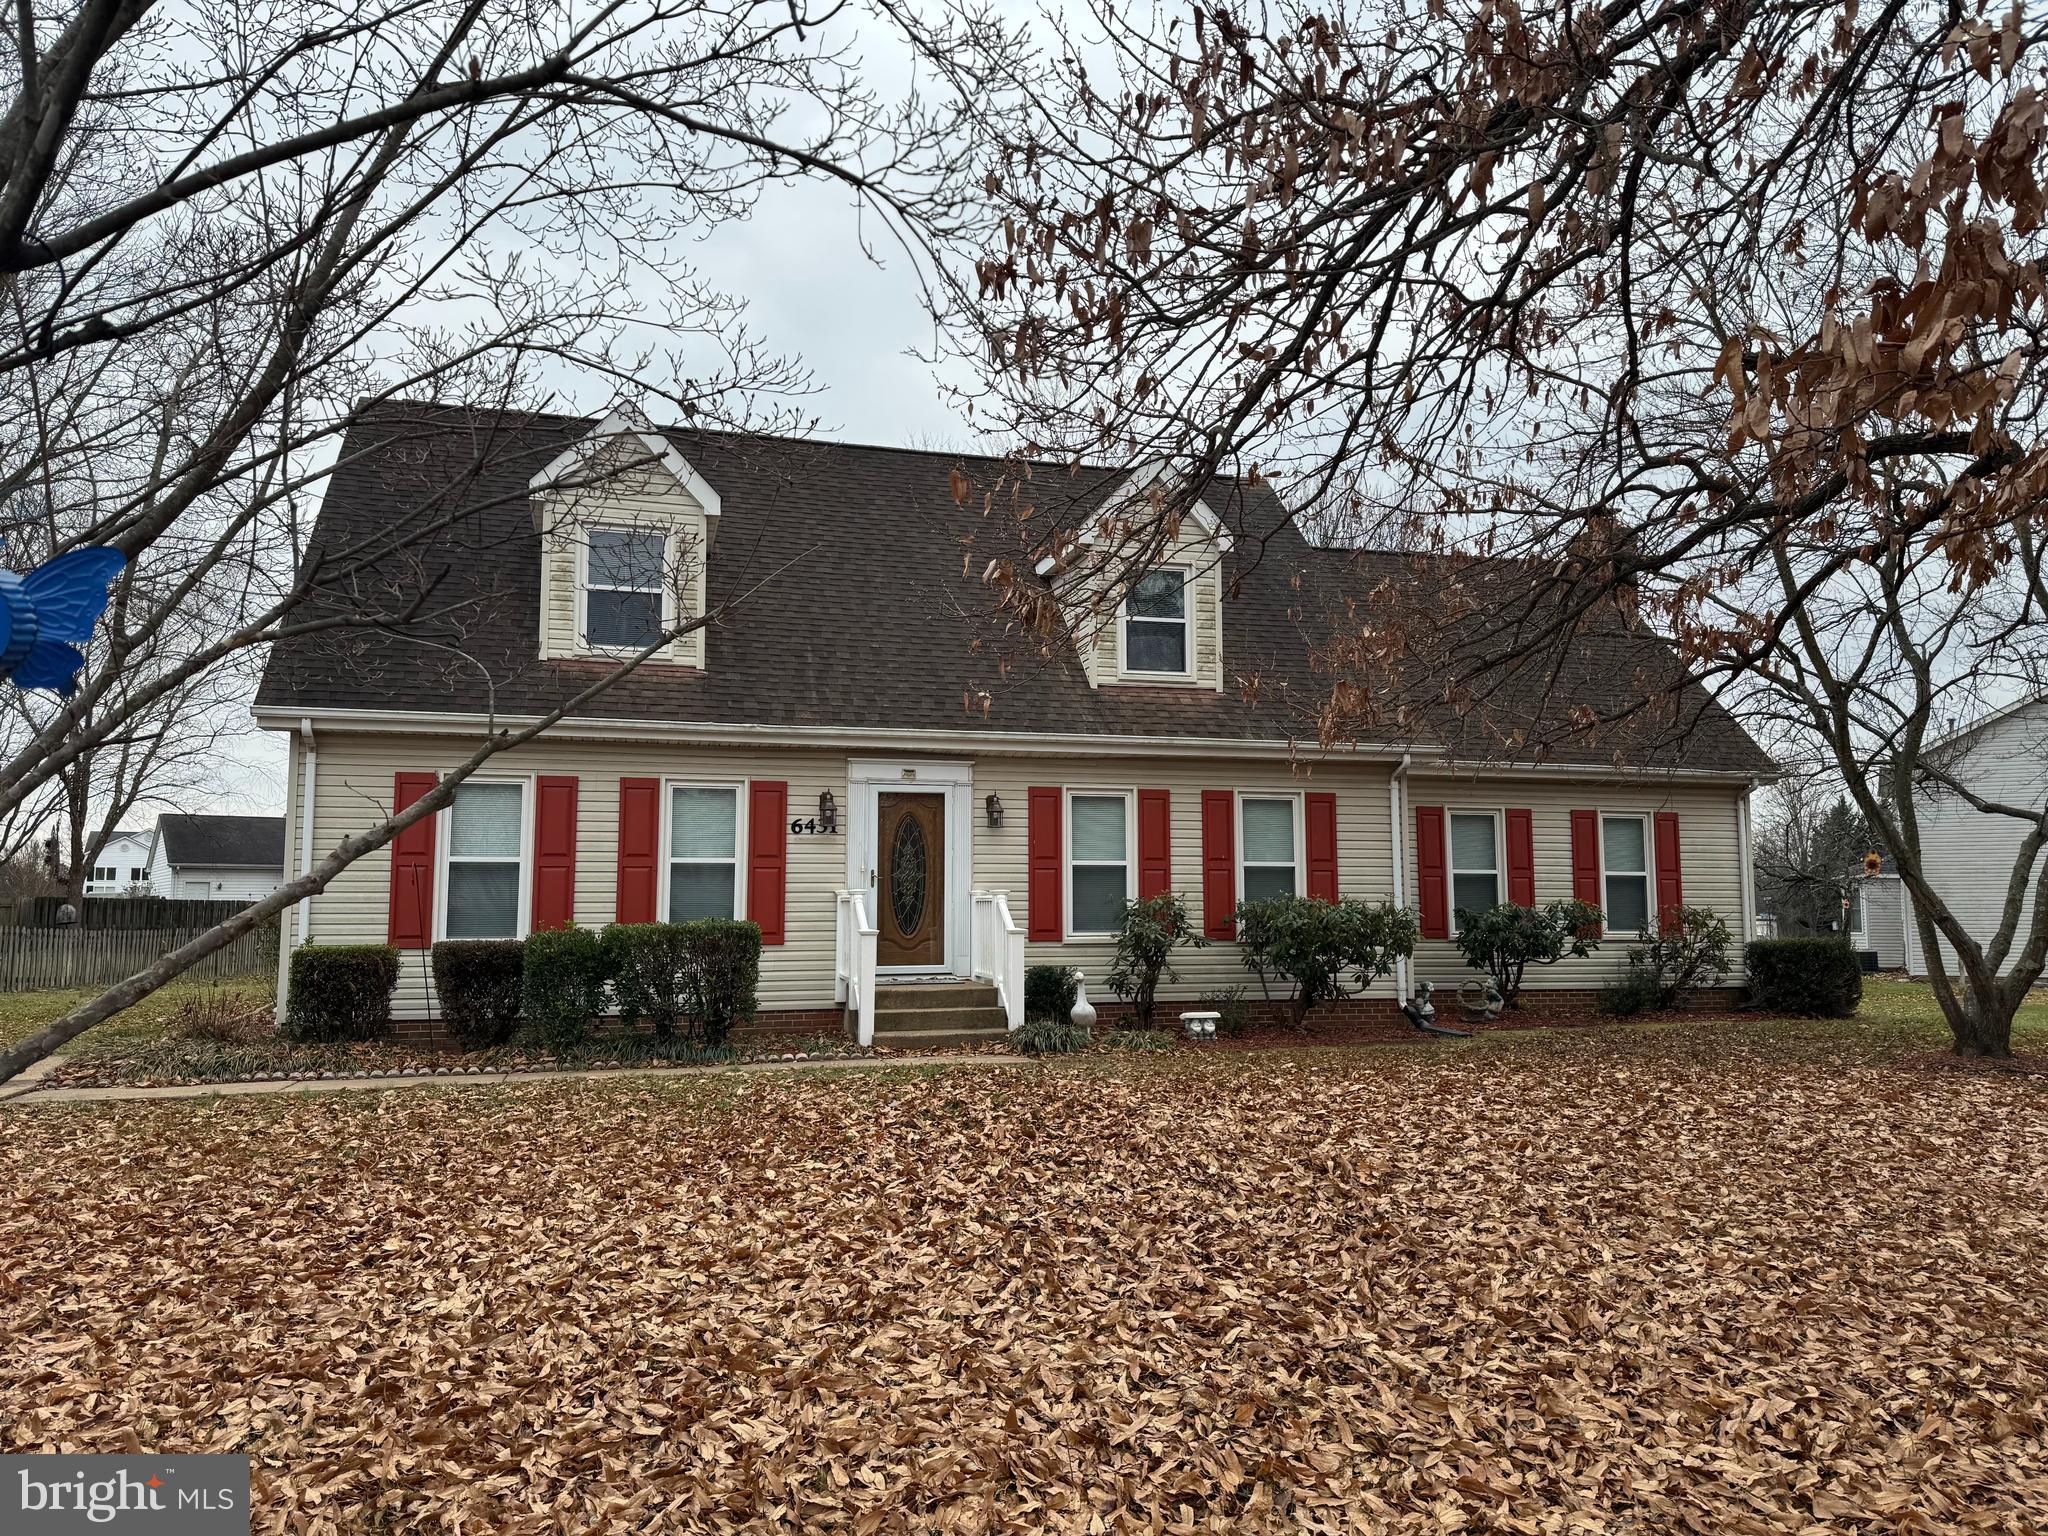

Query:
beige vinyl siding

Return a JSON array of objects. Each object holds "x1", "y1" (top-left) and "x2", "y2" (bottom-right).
[
  {"x1": 1082, "y1": 556, "x2": 1226, "y2": 691},
  {"x1": 1403, "y1": 776, "x2": 1749, "y2": 990},
  {"x1": 973, "y1": 756, "x2": 1397, "y2": 1001},
  {"x1": 536, "y1": 447, "x2": 709, "y2": 669},
  {"x1": 285, "y1": 731, "x2": 1752, "y2": 1020},
  {"x1": 1059, "y1": 527, "x2": 1228, "y2": 692},
  {"x1": 300, "y1": 735, "x2": 846, "y2": 1018}
]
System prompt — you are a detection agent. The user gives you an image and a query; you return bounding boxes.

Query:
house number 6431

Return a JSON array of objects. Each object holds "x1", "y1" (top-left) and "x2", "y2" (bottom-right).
[{"x1": 788, "y1": 817, "x2": 834, "y2": 835}]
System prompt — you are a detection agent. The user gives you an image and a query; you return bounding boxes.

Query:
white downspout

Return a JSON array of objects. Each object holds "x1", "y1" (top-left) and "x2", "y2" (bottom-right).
[
  {"x1": 1737, "y1": 780, "x2": 1757, "y2": 950},
  {"x1": 296, "y1": 717, "x2": 318, "y2": 940},
  {"x1": 1391, "y1": 751, "x2": 1412, "y2": 1003}
]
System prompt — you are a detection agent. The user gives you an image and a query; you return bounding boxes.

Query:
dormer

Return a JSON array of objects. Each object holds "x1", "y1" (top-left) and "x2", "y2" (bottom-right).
[
  {"x1": 530, "y1": 407, "x2": 720, "y2": 668},
  {"x1": 1038, "y1": 465, "x2": 1230, "y2": 692}
]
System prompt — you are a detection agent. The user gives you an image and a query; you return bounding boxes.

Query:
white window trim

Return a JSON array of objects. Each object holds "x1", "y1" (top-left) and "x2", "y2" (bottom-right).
[
  {"x1": 660, "y1": 778, "x2": 748, "y2": 923},
  {"x1": 1117, "y1": 564, "x2": 1195, "y2": 681},
  {"x1": 577, "y1": 524, "x2": 677, "y2": 656},
  {"x1": 1599, "y1": 812, "x2": 1655, "y2": 939},
  {"x1": 1445, "y1": 808, "x2": 1505, "y2": 936},
  {"x1": 1064, "y1": 786, "x2": 1136, "y2": 940},
  {"x1": 434, "y1": 775, "x2": 535, "y2": 941},
  {"x1": 1236, "y1": 790, "x2": 1304, "y2": 904}
]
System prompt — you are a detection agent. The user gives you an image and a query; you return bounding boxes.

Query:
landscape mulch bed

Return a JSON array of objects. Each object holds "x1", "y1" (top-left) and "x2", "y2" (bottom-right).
[{"x1": 5, "y1": 1033, "x2": 2045, "y2": 1532}]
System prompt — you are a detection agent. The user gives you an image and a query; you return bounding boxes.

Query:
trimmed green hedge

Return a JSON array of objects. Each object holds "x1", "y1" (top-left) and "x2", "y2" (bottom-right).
[
  {"x1": 1747, "y1": 937, "x2": 1863, "y2": 1017},
  {"x1": 431, "y1": 939, "x2": 525, "y2": 1047},
  {"x1": 677, "y1": 918, "x2": 760, "y2": 1048},
  {"x1": 284, "y1": 944, "x2": 399, "y2": 1042},
  {"x1": 602, "y1": 922, "x2": 692, "y2": 1037},
  {"x1": 1024, "y1": 964, "x2": 1078, "y2": 1024},
  {"x1": 521, "y1": 927, "x2": 605, "y2": 1050}
]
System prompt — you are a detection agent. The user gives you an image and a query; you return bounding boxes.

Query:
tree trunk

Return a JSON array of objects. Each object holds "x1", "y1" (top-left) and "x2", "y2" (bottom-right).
[{"x1": 1947, "y1": 984, "x2": 2015, "y2": 1058}]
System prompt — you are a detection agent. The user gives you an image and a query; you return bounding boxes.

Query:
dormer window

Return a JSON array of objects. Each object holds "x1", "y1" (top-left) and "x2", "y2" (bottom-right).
[
  {"x1": 584, "y1": 528, "x2": 667, "y2": 648},
  {"x1": 1121, "y1": 567, "x2": 1190, "y2": 675}
]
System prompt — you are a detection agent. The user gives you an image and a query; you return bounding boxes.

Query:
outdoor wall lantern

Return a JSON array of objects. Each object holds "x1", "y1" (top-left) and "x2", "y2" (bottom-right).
[
  {"x1": 985, "y1": 793, "x2": 1004, "y2": 828},
  {"x1": 818, "y1": 791, "x2": 838, "y2": 834}
]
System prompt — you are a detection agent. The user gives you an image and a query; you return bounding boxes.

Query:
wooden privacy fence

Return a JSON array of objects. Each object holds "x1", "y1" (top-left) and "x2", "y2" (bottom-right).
[
  {"x1": 0, "y1": 925, "x2": 272, "y2": 993},
  {"x1": 0, "y1": 896, "x2": 255, "y2": 930}
]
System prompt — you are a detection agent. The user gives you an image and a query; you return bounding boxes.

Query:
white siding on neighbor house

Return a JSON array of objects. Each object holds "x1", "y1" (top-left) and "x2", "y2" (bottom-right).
[
  {"x1": 285, "y1": 731, "x2": 1754, "y2": 1020},
  {"x1": 1906, "y1": 698, "x2": 2048, "y2": 978},
  {"x1": 163, "y1": 866, "x2": 284, "y2": 902},
  {"x1": 1858, "y1": 877, "x2": 1907, "y2": 970},
  {"x1": 536, "y1": 441, "x2": 709, "y2": 669},
  {"x1": 84, "y1": 830, "x2": 156, "y2": 895},
  {"x1": 1403, "y1": 775, "x2": 1750, "y2": 991}
]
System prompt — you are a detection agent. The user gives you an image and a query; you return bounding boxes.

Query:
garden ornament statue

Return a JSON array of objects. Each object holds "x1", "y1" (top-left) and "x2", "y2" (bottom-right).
[
  {"x1": 1457, "y1": 977, "x2": 1506, "y2": 1022},
  {"x1": 0, "y1": 545, "x2": 127, "y2": 697},
  {"x1": 1069, "y1": 970, "x2": 1096, "y2": 1031},
  {"x1": 1401, "y1": 978, "x2": 1474, "y2": 1040}
]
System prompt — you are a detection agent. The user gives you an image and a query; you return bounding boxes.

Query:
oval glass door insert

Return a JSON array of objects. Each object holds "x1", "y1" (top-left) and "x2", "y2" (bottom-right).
[{"x1": 890, "y1": 814, "x2": 928, "y2": 933}]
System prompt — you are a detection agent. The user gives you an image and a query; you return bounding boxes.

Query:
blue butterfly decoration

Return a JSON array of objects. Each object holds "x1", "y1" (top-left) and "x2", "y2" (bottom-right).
[{"x1": 0, "y1": 546, "x2": 127, "y2": 697}]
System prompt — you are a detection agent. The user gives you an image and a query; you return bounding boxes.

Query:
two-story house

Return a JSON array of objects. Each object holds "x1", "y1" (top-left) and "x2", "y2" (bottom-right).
[{"x1": 255, "y1": 403, "x2": 1772, "y2": 1039}]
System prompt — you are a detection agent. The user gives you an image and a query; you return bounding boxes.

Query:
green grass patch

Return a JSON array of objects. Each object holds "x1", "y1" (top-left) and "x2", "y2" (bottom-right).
[{"x1": 0, "y1": 975, "x2": 273, "y2": 1053}]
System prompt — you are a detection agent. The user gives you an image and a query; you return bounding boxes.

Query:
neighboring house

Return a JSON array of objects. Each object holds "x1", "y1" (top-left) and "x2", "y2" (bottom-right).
[
  {"x1": 254, "y1": 403, "x2": 1774, "y2": 1036},
  {"x1": 82, "y1": 829, "x2": 155, "y2": 896},
  {"x1": 1759, "y1": 855, "x2": 1909, "y2": 970},
  {"x1": 1902, "y1": 695, "x2": 2048, "y2": 979},
  {"x1": 1854, "y1": 860, "x2": 1910, "y2": 971},
  {"x1": 146, "y1": 814, "x2": 288, "y2": 902}
]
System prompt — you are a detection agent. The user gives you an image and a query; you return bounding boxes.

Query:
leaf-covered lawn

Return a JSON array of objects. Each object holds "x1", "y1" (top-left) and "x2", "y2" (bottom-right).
[{"x1": 4, "y1": 1022, "x2": 2045, "y2": 1533}]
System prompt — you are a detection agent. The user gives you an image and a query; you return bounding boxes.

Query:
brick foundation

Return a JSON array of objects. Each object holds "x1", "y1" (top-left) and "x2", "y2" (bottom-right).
[{"x1": 383, "y1": 986, "x2": 1746, "y2": 1052}]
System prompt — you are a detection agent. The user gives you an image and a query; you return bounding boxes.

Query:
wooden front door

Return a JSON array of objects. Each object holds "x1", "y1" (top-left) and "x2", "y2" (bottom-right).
[{"x1": 875, "y1": 792, "x2": 946, "y2": 967}]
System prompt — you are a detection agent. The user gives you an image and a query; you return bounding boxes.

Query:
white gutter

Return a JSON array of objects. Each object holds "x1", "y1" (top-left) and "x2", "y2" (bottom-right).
[
  {"x1": 248, "y1": 705, "x2": 1768, "y2": 784},
  {"x1": 1390, "y1": 751, "x2": 1412, "y2": 1003}
]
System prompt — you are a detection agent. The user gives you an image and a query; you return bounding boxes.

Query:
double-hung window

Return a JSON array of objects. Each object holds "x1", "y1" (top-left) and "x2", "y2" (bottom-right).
[
  {"x1": 585, "y1": 528, "x2": 667, "y2": 649},
  {"x1": 669, "y1": 784, "x2": 741, "y2": 921},
  {"x1": 445, "y1": 780, "x2": 527, "y2": 938},
  {"x1": 1448, "y1": 812, "x2": 1502, "y2": 932},
  {"x1": 1240, "y1": 795, "x2": 1301, "y2": 902},
  {"x1": 1068, "y1": 791, "x2": 1133, "y2": 935},
  {"x1": 1122, "y1": 568, "x2": 1190, "y2": 675},
  {"x1": 1602, "y1": 815, "x2": 1651, "y2": 935}
]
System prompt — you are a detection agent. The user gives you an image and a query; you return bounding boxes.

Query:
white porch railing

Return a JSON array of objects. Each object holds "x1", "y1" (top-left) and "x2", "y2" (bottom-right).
[
  {"x1": 970, "y1": 888, "x2": 1026, "y2": 1030},
  {"x1": 835, "y1": 889, "x2": 879, "y2": 1045}
]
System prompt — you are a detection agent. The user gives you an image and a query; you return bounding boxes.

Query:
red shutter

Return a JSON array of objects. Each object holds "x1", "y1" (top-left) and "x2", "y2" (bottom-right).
[
  {"x1": 616, "y1": 777, "x2": 660, "y2": 923},
  {"x1": 532, "y1": 776, "x2": 578, "y2": 931},
  {"x1": 1570, "y1": 809, "x2": 1602, "y2": 937},
  {"x1": 1200, "y1": 790, "x2": 1236, "y2": 939},
  {"x1": 1137, "y1": 788, "x2": 1172, "y2": 900},
  {"x1": 1505, "y1": 808, "x2": 1535, "y2": 908},
  {"x1": 1414, "y1": 804, "x2": 1447, "y2": 940},
  {"x1": 1027, "y1": 787, "x2": 1062, "y2": 941},
  {"x1": 747, "y1": 780, "x2": 788, "y2": 944},
  {"x1": 387, "y1": 772, "x2": 438, "y2": 948},
  {"x1": 1305, "y1": 792, "x2": 1339, "y2": 902},
  {"x1": 1654, "y1": 811, "x2": 1684, "y2": 933}
]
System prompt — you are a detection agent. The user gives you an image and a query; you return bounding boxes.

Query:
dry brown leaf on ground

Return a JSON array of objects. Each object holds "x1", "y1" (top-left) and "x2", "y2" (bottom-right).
[{"x1": 3, "y1": 1032, "x2": 2046, "y2": 1532}]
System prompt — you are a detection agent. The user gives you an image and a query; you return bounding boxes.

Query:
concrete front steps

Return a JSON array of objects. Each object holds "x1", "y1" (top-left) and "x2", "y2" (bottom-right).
[{"x1": 863, "y1": 980, "x2": 1012, "y2": 1048}]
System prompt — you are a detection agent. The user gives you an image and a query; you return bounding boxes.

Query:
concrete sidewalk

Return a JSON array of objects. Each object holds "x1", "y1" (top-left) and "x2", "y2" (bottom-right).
[{"x1": 1, "y1": 1051, "x2": 1032, "y2": 1107}]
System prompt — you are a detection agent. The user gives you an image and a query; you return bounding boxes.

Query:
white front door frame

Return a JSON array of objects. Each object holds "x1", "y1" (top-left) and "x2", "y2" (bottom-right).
[{"x1": 846, "y1": 758, "x2": 974, "y2": 977}]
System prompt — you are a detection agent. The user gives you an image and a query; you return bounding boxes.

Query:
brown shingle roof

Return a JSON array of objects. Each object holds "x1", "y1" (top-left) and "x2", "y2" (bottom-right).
[{"x1": 254, "y1": 403, "x2": 1771, "y2": 776}]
